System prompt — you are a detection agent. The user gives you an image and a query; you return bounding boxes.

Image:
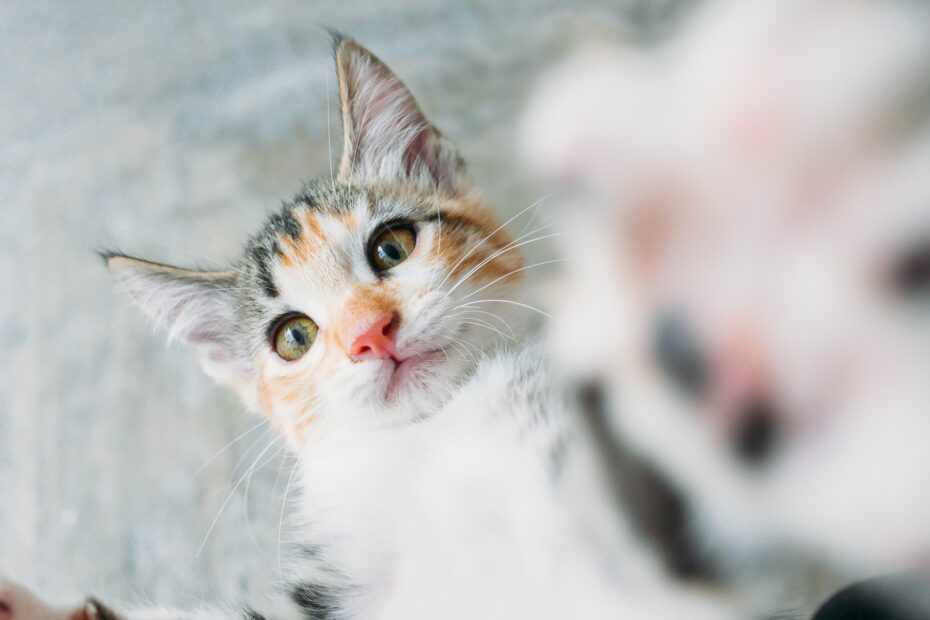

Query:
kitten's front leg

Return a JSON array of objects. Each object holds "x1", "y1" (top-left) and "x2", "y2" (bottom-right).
[
  {"x1": 0, "y1": 579, "x2": 237, "y2": 620},
  {"x1": 0, "y1": 577, "x2": 113, "y2": 620},
  {"x1": 1, "y1": 577, "x2": 318, "y2": 620}
]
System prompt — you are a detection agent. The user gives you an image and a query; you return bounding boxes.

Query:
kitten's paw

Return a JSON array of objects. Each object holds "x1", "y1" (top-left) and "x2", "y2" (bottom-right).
[
  {"x1": 75, "y1": 600, "x2": 119, "y2": 620},
  {"x1": 0, "y1": 577, "x2": 52, "y2": 620},
  {"x1": 0, "y1": 577, "x2": 99, "y2": 620}
]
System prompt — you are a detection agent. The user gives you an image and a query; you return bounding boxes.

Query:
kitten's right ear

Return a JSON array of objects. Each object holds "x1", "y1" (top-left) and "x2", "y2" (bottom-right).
[
  {"x1": 333, "y1": 34, "x2": 467, "y2": 195},
  {"x1": 105, "y1": 254, "x2": 258, "y2": 408}
]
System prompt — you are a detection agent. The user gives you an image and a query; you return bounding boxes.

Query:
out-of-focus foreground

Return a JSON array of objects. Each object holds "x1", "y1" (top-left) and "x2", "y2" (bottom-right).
[{"x1": 524, "y1": 0, "x2": 930, "y2": 614}]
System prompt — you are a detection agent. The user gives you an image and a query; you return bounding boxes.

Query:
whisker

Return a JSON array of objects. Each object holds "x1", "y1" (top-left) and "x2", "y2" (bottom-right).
[
  {"x1": 459, "y1": 319, "x2": 528, "y2": 351},
  {"x1": 278, "y1": 453, "x2": 302, "y2": 580},
  {"x1": 433, "y1": 193, "x2": 551, "y2": 292},
  {"x1": 242, "y1": 442, "x2": 289, "y2": 559},
  {"x1": 446, "y1": 337, "x2": 478, "y2": 365},
  {"x1": 455, "y1": 298, "x2": 558, "y2": 321},
  {"x1": 460, "y1": 258, "x2": 568, "y2": 301},
  {"x1": 193, "y1": 417, "x2": 268, "y2": 477},
  {"x1": 453, "y1": 308, "x2": 517, "y2": 338},
  {"x1": 443, "y1": 231, "x2": 569, "y2": 298},
  {"x1": 196, "y1": 432, "x2": 282, "y2": 557},
  {"x1": 438, "y1": 219, "x2": 565, "y2": 299}
]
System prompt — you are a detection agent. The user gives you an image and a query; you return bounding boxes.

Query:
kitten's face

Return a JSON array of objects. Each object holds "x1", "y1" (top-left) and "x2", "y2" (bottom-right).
[
  {"x1": 524, "y1": 0, "x2": 930, "y2": 571},
  {"x1": 107, "y1": 38, "x2": 522, "y2": 447},
  {"x1": 239, "y1": 184, "x2": 519, "y2": 443}
]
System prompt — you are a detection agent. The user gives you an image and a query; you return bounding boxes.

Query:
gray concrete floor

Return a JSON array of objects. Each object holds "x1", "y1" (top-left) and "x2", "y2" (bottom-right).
[{"x1": 0, "y1": 0, "x2": 687, "y2": 608}]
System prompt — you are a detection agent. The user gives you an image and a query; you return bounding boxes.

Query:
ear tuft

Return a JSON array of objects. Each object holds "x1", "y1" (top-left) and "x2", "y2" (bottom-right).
[
  {"x1": 334, "y1": 37, "x2": 466, "y2": 195},
  {"x1": 106, "y1": 254, "x2": 238, "y2": 342},
  {"x1": 326, "y1": 28, "x2": 348, "y2": 56},
  {"x1": 105, "y1": 254, "x2": 256, "y2": 401}
]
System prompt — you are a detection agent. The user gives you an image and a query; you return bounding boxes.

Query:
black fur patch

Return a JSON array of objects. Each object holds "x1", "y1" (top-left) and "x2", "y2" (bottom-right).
[
  {"x1": 289, "y1": 582, "x2": 341, "y2": 620},
  {"x1": 86, "y1": 598, "x2": 124, "y2": 620},
  {"x1": 577, "y1": 382, "x2": 716, "y2": 582},
  {"x1": 733, "y1": 400, "x2": 779, "y2": 466},
  {"x1": 297, "y1": 543, "x2": 324, "y2": 559},
  {"x1": 250, "y1": 244, "x2": 279, "y2": 298},
  {"x1": 268, "y1": 206, "x2": 303, "y2": 243},
  {"x1": 813, "y1": 575, "x2": 930, "y2": 620},
  {"x1": 241, "y1": 608, "x2": 267, "y2": 620},
  {"x1": 294, "y1": 193, "x2": 322, "y2": 212}
]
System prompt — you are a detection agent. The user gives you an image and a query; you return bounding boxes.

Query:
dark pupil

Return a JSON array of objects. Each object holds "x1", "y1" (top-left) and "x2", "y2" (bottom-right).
[
  {"x1": 380, "y1": 241, "x2": 401, "y2": 263},
  {"x1": 286, "y1": 325, "x2": 307, "y2": 348}
]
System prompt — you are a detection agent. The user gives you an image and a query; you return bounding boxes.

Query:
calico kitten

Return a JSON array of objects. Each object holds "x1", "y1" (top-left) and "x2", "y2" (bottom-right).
[
  {"x1": 5, "y1": 35, "x2": 525, "y2": 620},
  {"x1": 104, "y1": 36, "x2": 527, "y2": 446}
]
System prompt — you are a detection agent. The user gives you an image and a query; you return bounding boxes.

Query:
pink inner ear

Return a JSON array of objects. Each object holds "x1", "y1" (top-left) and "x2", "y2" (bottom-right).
[
  {"x1": 347, "y1": 54, "x2": 456, "y2": 192},
  {"x1": 403, "y1": 127, "x2": 452, "y2": 191},
  {"x1": 403, "y1": 128, "x2": 429, "y2": 176}
]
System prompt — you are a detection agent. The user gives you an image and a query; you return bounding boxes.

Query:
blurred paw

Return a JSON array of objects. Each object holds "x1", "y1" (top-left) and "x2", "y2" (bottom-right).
[{"x1": 0, "y1": 577, "x2": 98, "y2": 620}]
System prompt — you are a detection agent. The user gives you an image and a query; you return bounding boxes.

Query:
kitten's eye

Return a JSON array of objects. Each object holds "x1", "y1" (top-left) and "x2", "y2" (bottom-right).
[
  {"x1": 369, "y1": 225, "x2": 416, "y2": 272},
  {"x1": 893, "y1": 242, "x2": 930, "y2": 297},
  {"x1": 272, "y1": 314, "x2": 318, "y2": 361}
]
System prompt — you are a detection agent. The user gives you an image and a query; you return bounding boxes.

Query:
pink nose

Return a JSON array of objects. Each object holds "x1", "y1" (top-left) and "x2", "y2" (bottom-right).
[{"x1": 349, "y1": 313, "x2": 399, "y2": 361}]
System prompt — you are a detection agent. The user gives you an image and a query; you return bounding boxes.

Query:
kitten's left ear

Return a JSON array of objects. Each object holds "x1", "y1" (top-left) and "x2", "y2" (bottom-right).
[
  {"x1": 334, "y1": 36, "x2": 467, "y2": 195},
  {"x1": 105, "y1": 254, "x2": 259, "y2": 410}
]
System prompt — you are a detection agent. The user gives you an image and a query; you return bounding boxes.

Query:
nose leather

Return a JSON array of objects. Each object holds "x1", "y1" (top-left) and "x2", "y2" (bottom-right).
[{"x1": 349, "y1": 313, "x2": 398, "y2": 361}]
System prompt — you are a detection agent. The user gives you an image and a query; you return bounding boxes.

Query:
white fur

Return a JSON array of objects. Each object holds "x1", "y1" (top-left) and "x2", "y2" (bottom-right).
[{"x1": 276, "y1": 348, "x2": 735, "y2": 620}]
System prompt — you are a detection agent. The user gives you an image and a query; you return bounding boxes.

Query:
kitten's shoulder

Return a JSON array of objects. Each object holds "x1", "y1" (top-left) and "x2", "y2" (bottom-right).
[{"x1": 442, "y1": 342, "x2": 569, "y2": 435}]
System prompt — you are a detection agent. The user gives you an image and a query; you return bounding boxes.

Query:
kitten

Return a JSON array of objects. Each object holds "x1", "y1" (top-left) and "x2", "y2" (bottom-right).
[
  {"x1": 522, "y1": 0, "x2": 930, "y2": 615},
  {"x1": 6, "y1": 34, "x2": 524, "y2": 620},
  {"x1": 1, "y1": 35, "x2": 736, "y2": 620},
  {"x1": 102, "y1": 35, "x2": 527, "y2": 445}
]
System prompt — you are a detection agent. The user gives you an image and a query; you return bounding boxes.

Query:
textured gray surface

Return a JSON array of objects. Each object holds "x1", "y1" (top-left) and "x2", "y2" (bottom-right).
[{"x1": 0, "y1": 0, "x2": 685, "y2": 608}]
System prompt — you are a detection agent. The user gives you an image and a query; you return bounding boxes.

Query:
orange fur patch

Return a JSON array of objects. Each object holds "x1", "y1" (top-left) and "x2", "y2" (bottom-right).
[
  {"x1": 336, "y1": 212, "x2": 358, "y2": 229},
  {"x1": 431, "y1": 205, "x2": 523, "y2": 287},
  {"x1": 278, "y1": 209, "x2": 332, "y2": 268},
  {"x1": 259, "y1": 363, "x2": 323, "y2": 447}
]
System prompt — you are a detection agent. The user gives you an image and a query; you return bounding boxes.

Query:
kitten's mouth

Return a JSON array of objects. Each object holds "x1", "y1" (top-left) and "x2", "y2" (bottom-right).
[{"x1": 384, "y1": 349, "x2": 445, "y2": 401}]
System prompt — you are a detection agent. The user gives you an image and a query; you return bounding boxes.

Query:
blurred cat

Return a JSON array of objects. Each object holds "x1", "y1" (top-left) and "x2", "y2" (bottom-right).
[{"x1": 523, "y1": 0, "x2": 930, "y2": 614}]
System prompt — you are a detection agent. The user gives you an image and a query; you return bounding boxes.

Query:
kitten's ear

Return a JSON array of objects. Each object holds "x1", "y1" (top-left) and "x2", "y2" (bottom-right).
[
  {"x1": 105, "y1": 254, "x2": 258, "y2": 408},
  {"x1": 334, "y1": 35, "x2": 467, "y2": 195}
]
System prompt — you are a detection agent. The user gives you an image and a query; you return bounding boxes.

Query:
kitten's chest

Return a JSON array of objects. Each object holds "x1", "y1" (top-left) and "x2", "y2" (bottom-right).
[{"x1": 293, "y1": 427, "x2": 431, "y2": 582}]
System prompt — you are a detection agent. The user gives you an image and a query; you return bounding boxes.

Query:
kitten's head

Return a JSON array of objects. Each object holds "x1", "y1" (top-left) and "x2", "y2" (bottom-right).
[
  {"x1": 524, "y1": 0, "x2": 930, "y2": 573},
  {"x1": 106, "y1": 38, "x2": 523, "y2": 447}
]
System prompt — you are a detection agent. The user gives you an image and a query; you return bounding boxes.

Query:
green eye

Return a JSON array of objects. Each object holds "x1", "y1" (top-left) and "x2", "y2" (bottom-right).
[
  {"x1": 272, "y1": 314, "x2": 318, "y2": 361},
  {"x1": 369, "y1": 225, "x2": 416, "y2": 272}
]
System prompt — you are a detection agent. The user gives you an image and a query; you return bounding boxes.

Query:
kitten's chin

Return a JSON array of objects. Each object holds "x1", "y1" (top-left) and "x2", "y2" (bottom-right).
[
  {"x1": 323, "y1": 348, "x2": 469, "y2": 431},
  {"x1": 366, "y1": 347, "x2": 470, "y2": 426},
  {"x1": 384, "y1": 349, "x2": 446, "y2": 402}
]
